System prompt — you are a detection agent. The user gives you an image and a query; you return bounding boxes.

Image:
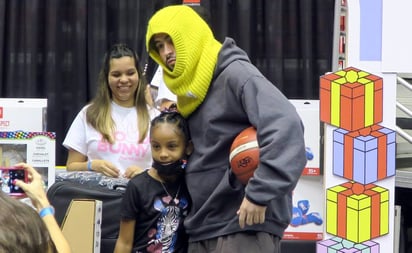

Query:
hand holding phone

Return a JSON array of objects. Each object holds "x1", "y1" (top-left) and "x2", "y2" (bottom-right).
[{"x1": 0, "y1": 166, "x2": 28, "y2": 197}]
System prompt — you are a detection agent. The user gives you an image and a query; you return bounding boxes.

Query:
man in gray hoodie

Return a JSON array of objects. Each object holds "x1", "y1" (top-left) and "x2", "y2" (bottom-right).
[{"x1": 146, "y1": 5, "x2": 307, "y2": 253}]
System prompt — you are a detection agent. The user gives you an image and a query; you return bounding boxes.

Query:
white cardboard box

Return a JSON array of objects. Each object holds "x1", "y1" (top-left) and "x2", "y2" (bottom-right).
[
  {"x1": 0, "y1": 132, "x2": 55, "y2": 188},
  {"x1": 0, "y1": 98, "x2": 47, "y2": 132},
  {"x1": 283, "y1": 100, "x2": 324, "y2": 240},
  {"x1": 289, "y1": 100, "x2": 321, "y2": 175},
  {"x1": 62, "y1": 199, "x2": 102, "y2": 253}
]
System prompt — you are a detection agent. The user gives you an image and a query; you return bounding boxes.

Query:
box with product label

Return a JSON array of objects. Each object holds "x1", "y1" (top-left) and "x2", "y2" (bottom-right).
[
  {"x1": 0, "y1": 98, "x2": 47, "y2": 132},
  {"x1": 0, "y1": 131, "x2": 55, "y2": 188},
  {"x1": 61, "y1": 199, "x2": 103, "y2": 253},
  {"x1": 289, "y1": 100, "x2": 321, "y2": 176},
  {"x1": 283, "y1": 100, "x2": 324, "y2": 240},
  {"x1": 283, "y1": 176, "x2": 324, "y2": 241}
]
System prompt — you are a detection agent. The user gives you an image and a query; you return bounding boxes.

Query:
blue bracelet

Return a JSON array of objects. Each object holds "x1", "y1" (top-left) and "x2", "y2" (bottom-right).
[
  {"x1": 87, "y1": 160, "x2": 92, "y2": 171},
  {"x1": 39, "y1": 206, "x2": 55, "y2": 218}
]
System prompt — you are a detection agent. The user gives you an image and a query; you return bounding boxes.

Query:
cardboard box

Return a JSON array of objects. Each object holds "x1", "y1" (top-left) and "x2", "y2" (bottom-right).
[
  {"x1": 283, "y1": 100, "x2": 324, "y2": 240},
  {"x1": 0, "y1": 98, "x2": 47, "y2": 132},
  {"x1": 290, "y1": 100, "x2": 321, "y2": 175},
  {"x1": 283, "y1": 175, "x2": 324, "y2": 240},
  {"x1": 0, "y1": 131, "x2": 55, "y2": 188},
  {"x1": 62, "y1": 199, "x2": 102, "y2": 253}
]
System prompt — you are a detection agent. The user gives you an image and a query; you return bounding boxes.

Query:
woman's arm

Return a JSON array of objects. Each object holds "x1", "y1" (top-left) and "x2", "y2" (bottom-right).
[
  {"x1": 66, "y1": 149, "x2": 120, "y2": 177},
  {"x1": 65, "y1": 149, "x2": 88, "y2": 171}
]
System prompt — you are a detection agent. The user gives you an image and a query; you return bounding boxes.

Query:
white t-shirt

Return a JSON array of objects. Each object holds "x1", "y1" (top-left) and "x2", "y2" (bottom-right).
[
  {"x1": 63, "y1": 102, "x2": 159, "y2": 174},
  {"x1": 151, "y1": 66, "x2": 176, "y2": 107}
]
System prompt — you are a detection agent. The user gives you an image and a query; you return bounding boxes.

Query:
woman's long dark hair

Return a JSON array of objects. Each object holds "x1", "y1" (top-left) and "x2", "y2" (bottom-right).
[{"x1": 86, "y1": 43, "x2": 150, "y2": 143}]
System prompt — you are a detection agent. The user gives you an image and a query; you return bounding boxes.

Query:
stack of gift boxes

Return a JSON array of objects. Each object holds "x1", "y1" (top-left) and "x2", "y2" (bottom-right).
[{"x1": 317, "y1": 67, "x2": 395, "y2": 252}]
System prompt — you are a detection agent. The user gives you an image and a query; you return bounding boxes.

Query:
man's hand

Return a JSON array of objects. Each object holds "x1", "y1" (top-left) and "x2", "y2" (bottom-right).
[{"x1": 237, "y1": 197, "x2": 267, "y2": 229}]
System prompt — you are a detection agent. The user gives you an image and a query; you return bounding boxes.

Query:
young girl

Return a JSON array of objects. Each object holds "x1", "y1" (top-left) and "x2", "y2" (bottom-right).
[{"x1": 114, "y1": 110, "x2": 192, "y2": 253}]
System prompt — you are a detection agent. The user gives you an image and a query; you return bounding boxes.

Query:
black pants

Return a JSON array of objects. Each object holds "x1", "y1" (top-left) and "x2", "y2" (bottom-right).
[{"x1": 188, "y1": 232, "x2": 280, "y2": 253}]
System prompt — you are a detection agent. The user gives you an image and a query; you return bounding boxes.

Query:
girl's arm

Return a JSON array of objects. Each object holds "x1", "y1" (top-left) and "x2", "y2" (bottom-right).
[{"x1": 114, "y1": 219, "x2": 136, "y2": 253}]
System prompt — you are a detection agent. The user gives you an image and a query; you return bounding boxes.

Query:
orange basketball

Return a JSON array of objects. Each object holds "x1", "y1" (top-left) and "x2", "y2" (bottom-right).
[{"x1": 229, "y1": 127, "x2": 259, "y2": 185}]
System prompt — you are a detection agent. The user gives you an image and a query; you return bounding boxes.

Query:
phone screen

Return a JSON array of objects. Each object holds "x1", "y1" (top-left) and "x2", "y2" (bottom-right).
[{"x1": 0, "y1": 167, "x2": 27, "y2": 196}]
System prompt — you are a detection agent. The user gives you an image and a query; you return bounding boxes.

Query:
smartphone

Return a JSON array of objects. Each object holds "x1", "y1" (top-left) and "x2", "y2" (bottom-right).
[{"x1": 0, "y1": 166, "x2": 28, "y2": 197}]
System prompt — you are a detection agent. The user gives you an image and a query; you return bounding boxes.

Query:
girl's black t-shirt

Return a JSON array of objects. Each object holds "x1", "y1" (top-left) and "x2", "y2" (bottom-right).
[{"x1": 121, "y1": 171, "x2": 190, "y2": 253}]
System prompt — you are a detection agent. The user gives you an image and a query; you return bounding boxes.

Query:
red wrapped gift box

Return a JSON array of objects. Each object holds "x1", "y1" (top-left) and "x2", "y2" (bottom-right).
[{"x1": 320, "y1": 67, "x2": 383, "y2": 131}]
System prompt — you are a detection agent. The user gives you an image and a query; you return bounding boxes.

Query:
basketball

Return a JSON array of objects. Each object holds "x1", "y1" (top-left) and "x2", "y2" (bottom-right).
[{"x1": 229, "y1": 126, "x2": 259, "y2": 185}]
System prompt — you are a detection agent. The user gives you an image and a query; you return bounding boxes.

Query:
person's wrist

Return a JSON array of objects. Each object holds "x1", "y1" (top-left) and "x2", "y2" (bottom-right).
[
  {"x1": 87, "y1": 160, "x2": 93, "y2": 171},
  {"x1": 35, "y1": 198, "x2": 51, "y2": 211},
  {"x1": 39, "y1": 206, "x2": 55, "y2": 218}
]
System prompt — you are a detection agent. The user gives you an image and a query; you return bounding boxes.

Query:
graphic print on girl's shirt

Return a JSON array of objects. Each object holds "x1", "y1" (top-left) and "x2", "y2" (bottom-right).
[{"x1": 143, "y1": 195, "x2": 189, "y2": 253}]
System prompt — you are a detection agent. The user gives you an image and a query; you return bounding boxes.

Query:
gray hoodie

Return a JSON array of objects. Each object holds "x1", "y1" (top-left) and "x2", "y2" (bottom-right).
[{"x1": 184, "y1": 37, "x2": 307, "y2": 242}]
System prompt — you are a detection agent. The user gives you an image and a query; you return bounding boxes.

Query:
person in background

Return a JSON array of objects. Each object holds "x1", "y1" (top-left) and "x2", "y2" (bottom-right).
[
  {"x1": 150, "y1": 66, "x2": 177, "y2": 111},
  {"x1": 146, "y1": 5, "x2": 307, "y2": 253},
  {"x1": 63, "y1": 43, "x2": 158, "y2": 178},
  {"x1": 0, "y1": 163, "x2": 71, "y2": 253},
  {"x1": 114, "y1": 109, "x2": 192, "y2": 253}
]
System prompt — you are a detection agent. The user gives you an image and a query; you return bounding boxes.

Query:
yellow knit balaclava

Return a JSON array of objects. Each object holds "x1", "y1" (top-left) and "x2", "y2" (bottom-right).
[{"x1": 146, "y1": 5, "x2": 222, "y2": 117}]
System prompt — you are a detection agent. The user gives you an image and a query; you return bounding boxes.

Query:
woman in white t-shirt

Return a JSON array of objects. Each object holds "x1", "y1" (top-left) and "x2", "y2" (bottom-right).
[{"x1": 63, "y1": 44, "x2": 158, "y2": 178}]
